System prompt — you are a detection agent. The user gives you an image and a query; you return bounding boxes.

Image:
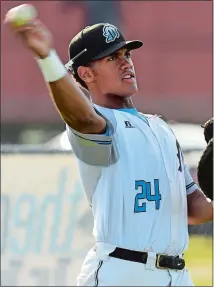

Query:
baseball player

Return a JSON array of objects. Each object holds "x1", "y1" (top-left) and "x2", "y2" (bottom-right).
[{"x1": 5, "y1": 11, "x2": 213, "y2": 286}]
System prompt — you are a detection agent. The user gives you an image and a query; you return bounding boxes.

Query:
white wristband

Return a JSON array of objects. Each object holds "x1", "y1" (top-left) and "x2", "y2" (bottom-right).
[{"x1": 36, "y1": 50, "x2": 67, "y2": 82}]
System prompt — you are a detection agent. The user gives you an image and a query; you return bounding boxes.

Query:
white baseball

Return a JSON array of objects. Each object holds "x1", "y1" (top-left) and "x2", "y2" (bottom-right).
[{"x1": 5, "y1": 4, "x2": 37, "y2": 27}]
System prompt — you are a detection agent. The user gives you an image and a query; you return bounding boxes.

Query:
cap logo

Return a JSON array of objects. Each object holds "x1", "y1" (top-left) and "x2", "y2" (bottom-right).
[{"x1": 103, "y1": 24, "x2": 120, "y2": 43}]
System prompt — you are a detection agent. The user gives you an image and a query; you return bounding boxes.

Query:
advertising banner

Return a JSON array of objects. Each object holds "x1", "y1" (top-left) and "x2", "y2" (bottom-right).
[{"x1": 1, "y1": 154, "x2": 94, "y2": 286}]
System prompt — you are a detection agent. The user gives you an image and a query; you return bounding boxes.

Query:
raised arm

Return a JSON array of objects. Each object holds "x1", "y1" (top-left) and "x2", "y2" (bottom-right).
[
  {"x1": 46, "y1": 70, "x2": 105, "y2": 134},
  {"x1": 5, "y1": 9, "x2": 106, "y2": 134}
]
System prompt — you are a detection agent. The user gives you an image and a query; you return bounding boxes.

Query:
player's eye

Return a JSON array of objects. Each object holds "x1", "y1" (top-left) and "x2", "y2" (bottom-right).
[
  {"x1": 125, "y1": 51, "x2": 131, "y2": 59},
  {"x1": 108, "y1": 54, "x2": 118, "y2": 61}
]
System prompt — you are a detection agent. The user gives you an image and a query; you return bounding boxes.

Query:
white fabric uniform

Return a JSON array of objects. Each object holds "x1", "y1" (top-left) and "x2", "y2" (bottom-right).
[{"x1": 66, "y1": 105, "x2": 197, "y2": 286}]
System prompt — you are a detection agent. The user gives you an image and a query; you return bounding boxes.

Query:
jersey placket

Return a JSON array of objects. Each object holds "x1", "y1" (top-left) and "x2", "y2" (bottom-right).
[{"x1": 146, "y1": 121, "x2": 178, "y2": 254}]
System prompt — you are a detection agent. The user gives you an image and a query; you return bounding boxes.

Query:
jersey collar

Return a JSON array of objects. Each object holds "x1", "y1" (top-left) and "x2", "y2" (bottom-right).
[{"x1": 118, "y1": 108, "x2": 148, "y2": 125}]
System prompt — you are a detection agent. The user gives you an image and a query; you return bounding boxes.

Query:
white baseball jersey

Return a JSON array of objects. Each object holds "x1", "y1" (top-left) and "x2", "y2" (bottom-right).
[{"x1": 67, "y1": 105, "x2": 197, "y2": 256}]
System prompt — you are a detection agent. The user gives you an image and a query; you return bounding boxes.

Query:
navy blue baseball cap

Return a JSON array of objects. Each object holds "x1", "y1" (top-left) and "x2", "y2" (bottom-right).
[{"x1": 65, "y1": 23, "x2": 143, "y2": 71}]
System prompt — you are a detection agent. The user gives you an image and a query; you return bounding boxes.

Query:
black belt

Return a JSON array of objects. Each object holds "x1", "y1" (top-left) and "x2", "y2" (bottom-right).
[{"x1": 109, "y1": 247, "x2": 185, "y2": 270}]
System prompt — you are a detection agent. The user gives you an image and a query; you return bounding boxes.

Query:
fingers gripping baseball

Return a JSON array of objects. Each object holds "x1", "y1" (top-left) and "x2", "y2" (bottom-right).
[
  {"x1": 5, "y1": 5, "x2": 53, "y2": 58},
  {"x1": 17, "y1": 19, "x2": 53, "y2": 58}
]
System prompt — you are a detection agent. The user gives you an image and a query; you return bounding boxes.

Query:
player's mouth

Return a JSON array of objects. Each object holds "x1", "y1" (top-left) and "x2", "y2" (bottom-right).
[{"x1": 121, "y1": 72, "x2": 136, "y2": 84}]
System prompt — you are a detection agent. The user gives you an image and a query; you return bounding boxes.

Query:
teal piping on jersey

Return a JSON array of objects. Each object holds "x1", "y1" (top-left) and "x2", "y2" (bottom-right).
[{"x1": 75, "y1": 133, "x2": 111, "y2": 145}]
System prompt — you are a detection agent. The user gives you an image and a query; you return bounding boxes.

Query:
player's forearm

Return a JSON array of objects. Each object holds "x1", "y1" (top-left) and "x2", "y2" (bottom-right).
[
  {"x1": 47, "y1": 73, "x2": 96, "y2": 131},
  {"x1": 37, "y1": 50, "x2": 106, "y2": 133},
  {"x1": 187, "y1": 189, "x2": 213, "y2": 225}
]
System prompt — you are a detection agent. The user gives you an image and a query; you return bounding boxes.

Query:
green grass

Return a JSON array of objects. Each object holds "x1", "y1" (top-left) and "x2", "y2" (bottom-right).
[{"x1": 184, "y1": 235, "x2": 213, "y2": 286}]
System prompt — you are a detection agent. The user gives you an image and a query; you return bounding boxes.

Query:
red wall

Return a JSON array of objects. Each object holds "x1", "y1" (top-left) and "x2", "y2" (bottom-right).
[{"x1": 1, "y1": 1, "x2": 212, "y2": 124}]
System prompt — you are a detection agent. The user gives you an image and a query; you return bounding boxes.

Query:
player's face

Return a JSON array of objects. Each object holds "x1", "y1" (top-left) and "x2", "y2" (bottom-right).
[{"x1": 90, "y1": 48, "x2": 138, "y2": 97}]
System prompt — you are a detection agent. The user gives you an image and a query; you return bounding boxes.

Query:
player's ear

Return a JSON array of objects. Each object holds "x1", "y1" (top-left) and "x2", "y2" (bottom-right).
[{"x1": 77, "y1": 66, "x2": 94, "y2": 84}]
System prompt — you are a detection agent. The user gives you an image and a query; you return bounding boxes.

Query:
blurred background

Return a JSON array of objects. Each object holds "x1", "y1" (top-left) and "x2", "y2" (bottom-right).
[{"x1": 1, "y1": 1, "x2": 213, "y2": 286}]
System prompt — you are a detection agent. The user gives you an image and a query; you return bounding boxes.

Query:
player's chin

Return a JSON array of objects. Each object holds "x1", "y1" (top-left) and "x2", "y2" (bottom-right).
[{"x1": 120, "y1": 83, "x2": 138, "y2": 97}]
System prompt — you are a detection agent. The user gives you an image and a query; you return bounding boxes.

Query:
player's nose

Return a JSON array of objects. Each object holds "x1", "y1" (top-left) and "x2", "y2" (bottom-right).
[{"x1": 120, "y1": 57, "x2": 133, "y2": 71}]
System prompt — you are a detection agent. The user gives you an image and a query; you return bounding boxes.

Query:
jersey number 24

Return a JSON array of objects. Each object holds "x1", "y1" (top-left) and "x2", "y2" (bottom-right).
[{"x1": 134, "y1": 179, "x2": 161, "y2": 212}]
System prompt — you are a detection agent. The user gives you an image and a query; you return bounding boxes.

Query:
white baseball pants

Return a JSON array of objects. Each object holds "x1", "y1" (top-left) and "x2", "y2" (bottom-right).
[{"x1": 76, "y1": 244, "x2": 194, "y2": 286}]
